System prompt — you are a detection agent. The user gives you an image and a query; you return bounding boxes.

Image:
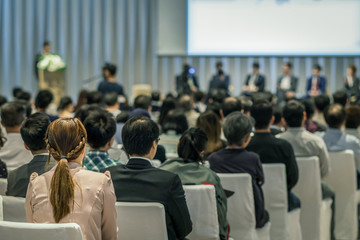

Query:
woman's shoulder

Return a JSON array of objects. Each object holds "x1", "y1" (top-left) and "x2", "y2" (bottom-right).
[{"x1": 77, "y1": 168, "x2": 112, "y2": 182}]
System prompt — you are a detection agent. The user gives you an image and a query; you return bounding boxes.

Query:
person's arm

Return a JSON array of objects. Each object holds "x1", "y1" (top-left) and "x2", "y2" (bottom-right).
[
  {"x1": 291, "y1": 76, "x2": 298, "y2": 92},
  {"x1": 168, "y1": 175, "x2": 192, "y2": 239},
  {"x1": 283, "y1": 142, "x2": 299, "y2": 190},
  {"x1": 101, "y1": 171, "x2": 117, "y2": 240},
  {"x1": 320, "y1": 77, "x2": 327, "y2": 94},
  {"x1": 25, "y1": 172, "x2": 38, "y2": 222},
  {"x1": 255, "y1": 156, "x2": 265, "y2": 185}
]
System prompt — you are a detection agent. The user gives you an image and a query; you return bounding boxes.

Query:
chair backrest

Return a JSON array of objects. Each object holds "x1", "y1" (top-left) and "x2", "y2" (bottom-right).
[
  {"x1": 115, "y1": 202, "x2": 168, "y2": 240},
  {"x1": 217, "y1": 173, "x2": 256, "y2": 240},
  {"x1": 183, "y1": 185, "x2": 219, "y2": 240},
  {"x1": 262, "y1": 164, "x2": 288, "y2": 240},
  {"x1": 292, "y1": 156, "x2": 322, "y2": 240},
  {"x1": 0, "y1": 221, "x2": 83, "y2": 240},
  {"x1": 0, "y1": 178, "x2": 7, "y2": 195},
  {"x1": 1, "y1": 195, "x2": 26, "y2": 222},
  {"x1": 324, "y1": 150, "x2": 357, "y2": 240}
]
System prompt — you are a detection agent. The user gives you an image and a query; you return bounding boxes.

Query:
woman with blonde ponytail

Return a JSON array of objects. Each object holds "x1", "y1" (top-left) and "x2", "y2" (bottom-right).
[{"x1": 25, "y1": 118, "x2": 117, "y2": 240}]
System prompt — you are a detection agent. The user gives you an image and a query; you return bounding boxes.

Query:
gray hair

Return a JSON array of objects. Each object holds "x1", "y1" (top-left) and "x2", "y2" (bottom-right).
[{"x1": 223, "y1": 112, "x2": 253, "y2": 146}]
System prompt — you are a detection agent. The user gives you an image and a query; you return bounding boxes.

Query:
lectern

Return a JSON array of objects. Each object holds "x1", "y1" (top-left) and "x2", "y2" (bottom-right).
[{"x1": 38, "y1": 70, "x2": 65, "y2": 105}]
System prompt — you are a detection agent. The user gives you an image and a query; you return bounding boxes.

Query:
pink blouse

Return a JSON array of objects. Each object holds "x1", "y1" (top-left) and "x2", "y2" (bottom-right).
[{"x1": 25, "y1": 162, "x2": 117, "y2": 240}]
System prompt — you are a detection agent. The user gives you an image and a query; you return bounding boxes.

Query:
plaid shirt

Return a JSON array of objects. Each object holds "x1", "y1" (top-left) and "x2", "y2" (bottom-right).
[{"x1": 84, "y1": 150, "x2": 121, "y2": 172}]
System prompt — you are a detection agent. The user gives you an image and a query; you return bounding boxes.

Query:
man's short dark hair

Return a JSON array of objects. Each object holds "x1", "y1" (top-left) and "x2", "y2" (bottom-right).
[
  {"x1": 151, "y1": 91, "x2": 160, "y2": 101},
  {"x1": 284, "y1": 62, "x2": 292, "y2": 69},
  {"x1": 43, "y1": 41, "x2": 50, "y2": 47},
  {"x1": 216, "y1": 61, "x2": 223, "y2": 68},
  {"x1": 104, "y1": 93, "x2": 118, "y2": 107},
  {"x1": 87, "y1": 91, "x2": 103, "y2": 105},
  {"x1": 313, "y1": 64, "x2": 322, "y2": 71},
  {"x1": 122, "y1": 116, "x2": 159, "y2": 156},
  {"x1": 1, "y1": 101, "x2": 27, "y2": 127},
  {"x1": 314, "y1": 94, "x2": 330, "y2": 112},
  {"x1": 208, "y1": 88, "x2": 227, "y2": 103},
  {"x1": 346, "y1": 106, "x2": 360, "y2": 129},
  {"x1": 13, "y1": 87, "x2": 23, "y2": 98},
  {"x1": 324, "y1": 104, "x2": 346, "y2": 129},
  {"x1": 222, "y1": 97, "x2": 242, "y2": 117},
  {"x1": 206, "y1": 102, "x2": 222, "y2": 119},
  {"x1": 332, "y1": 90, "x2": 348, "y2": 107},
  {"x1": 0, "y1": 96, "x2": 7, "y2": 107},
  {"x1": 75, "y1": 104, "x2": 106, "y2": 123},
  {"x1": 301, "y1": 99, "x2": 315, "y2": 120},
  {"x1": 103, "y1": 63, "x2": 117, "y2": 76},
  {"x1": 35, "y1": 90, "x2": 53, "y2": 109},
  {"x1": 84, "y1": 112, "x2": 116, "y2": 149},
  {"x1": 273, "y1": 106, "x2": 282, "y2": 125},
  {"x1": 20, "y1": 113, "x2": 50, "y2": 151},
  {"x1": 283, "y1": 100, "x2": 305, "y2": 127},
  {"x1": 253, "y1": 62, "x2": 260, "y2": 69},
  {"x1": 251, "y1": 100, "x2": 273, "y2": 129},
  {"x1": 223, "y1": 112, "x2": 253, "y2": 146},
  {"x1": 134, "y1": 95, "x2": 151, "y2": 110},
  {"x1": 17, "y1": 91, "x2": 31, "y2": 102}
]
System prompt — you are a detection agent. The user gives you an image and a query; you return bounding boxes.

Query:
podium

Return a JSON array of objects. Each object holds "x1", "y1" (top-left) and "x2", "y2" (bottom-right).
[{"x1": 38, "y1": 69, "x2": 65, "y2": 105}]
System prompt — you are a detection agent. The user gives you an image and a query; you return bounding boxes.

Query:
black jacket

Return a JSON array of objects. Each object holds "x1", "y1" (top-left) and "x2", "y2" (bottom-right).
[
  {"x1": 101, "y1": 158, "x2": 192, "y2": 240},
  {"x1": 6, "y1": 154, "x2": 54, "y2": 198},
  {"x1": 244, "y1": 74, "x2": 266, "y2": 92}
]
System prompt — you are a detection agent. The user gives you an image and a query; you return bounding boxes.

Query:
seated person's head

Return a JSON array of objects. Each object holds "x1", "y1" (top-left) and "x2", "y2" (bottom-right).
[
  {"x1": 346, "y1": 106, "x2": 360, "y2": 129},
  {"x1": 196, "y1": 111, "x2": 222, "y2": 153},
  {"x1": 1, "y1": 101, "x2": 27, "y2": 130},
  {"x1": 0, "y1": 95, "x2": 7, "y2": 107},
  {"x1": 273, "y1": 105, "x2": 283, "y2": 126},
  {"x1": 104, "y1": 93, "x2": 119, "y2": 108},
  {"x1": 163, "y1": 111, "x2": 188, "y2": 135},
  {"x1": 238, "y1": 96, "x2": 252, "y2": 115},
  {"x1": 57, "y1": 96, "x2": 74, "y2": 113},
  {"x1": 151, "y1": 91, "x2": 161, "y2": 102},
  {"x1": 332, "y1": 90, "x2": 348, "y2": 107},
  {"x1": 301, "y1": 99, "x2": 315, "y2": 121},
  {"x1": 222, "y1": 97, "x2": 242, "y2": 117},
  {"x1": 206, "y1": 101, "x2": 223, "y2": 120},
  {"x1": 283, "y1": 100, "x2": 305, "y2": 128},
  {"x1": 252, "y1": 91, "x2": 273, "y2": 103},
  {"x1": 20, "y1": 113, "x2": 51, "y2": 154},
  {"x1": 13, "y1": 87, "x2": 23, "y2": 99},
  {"x1": 35, "y1": 90, "x2": 53, "y2": 111},
  {"x1": 324, "y1": 104, "x2": 346, "y2": 129},
  {"x1": 87, "y1": 91, "x2": 103, "y2": 105},
  {"x1": 223, "y1": 112, "x2": 253, "y2": 148},
  {"x1": 178, "y1": 128, "x2": 208, "y2": 163},
  {"x1": 74, "y1": 104, "x2": 106, "y2": 123},
  {"x1": 134, "y1": 95, "x2": 152, "y2": 112},
  {"x1": 194, "y1": 91, "x2": 205, "y2": 103},
  {"x1": 314, "y1": 94, "x2": 330, "y2": 112},
  {"x1": 251, "y1": 100, "x2": 273, "y2": 130},
  {"x1": 17, "y1": 91, "x2": 31, "y2": 102},
  {"x1": 208, "y1": 88, "x2": 227, "y2": 103},
  {"x1": 122, "y1": 116, "x2": 160, "y2": 159},
  {"x1": 116, "y1": 111, "x2": 130, "y2": 124},
  {"x1": 179, "y1": 95, "x2": 193, "y2": 112},
  {"x1": 84, "y1": 112, "x2": 116, "y2": 151}
]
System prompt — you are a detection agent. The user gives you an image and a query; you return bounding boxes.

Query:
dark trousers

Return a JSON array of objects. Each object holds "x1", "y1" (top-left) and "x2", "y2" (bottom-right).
[
  {"x1": 288, "y1": 191, "x2": 301, "y2": 212},
  {"x1": 322, "y1": 182, "x2": 335, "y2": 240}
]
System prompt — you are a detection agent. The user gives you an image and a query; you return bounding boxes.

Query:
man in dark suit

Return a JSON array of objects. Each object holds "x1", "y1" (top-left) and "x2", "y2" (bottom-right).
[
  {"x1": 276, "y1": 62, "x2": 298, "y2": 105},
  {"x1": 6, "y1": 113, "x2": 55, "y2": 198},
  {"x1": 306, "y1": 64, "x2": 327, "y2": 98},
  {"x1": 209, "y1": 61, "x2": 231, "y2": 94},
  {"x1": 243, "y1": 62, "x2": 266, "y2": 96},
  {"x1": 102, "y1": 116, "x2": 192, "y2": 240},
  {"x1": 176, "y1": 64, "x2": 199, "y2": 96},
  {"x1": 344, "y1": 65, "x2": 360, "y2": 102}
]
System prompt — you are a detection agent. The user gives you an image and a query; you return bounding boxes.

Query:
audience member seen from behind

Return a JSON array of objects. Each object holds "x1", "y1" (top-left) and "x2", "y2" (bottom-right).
[
  {"x1": 86, "y1": 91, "x2": 103, "y2": 105},
  {"x1": 179, "y1": 95, "x2": 199, "y2": 128},
  {"x1": 35, "y1": 90, "x2": 58, "y2": 121},
  {"x1": 57, "y1": 96, "x2": 74, "y2": 118},
  {"x1": 158, "y1": 97, "x2": 177, "y2": 129},
  {"x1": 194, "y1": 91, "x2": 207, "y2": 113},
  {"x1": 0, "y1": 130, "x2": 7, "y2": 178},
  {"x1": 25, "y1": 118, "x2": 117, "y2": 240},
  {"x1": 98, "y1": 63, "x2": 124, "y2": 96},
  {"x1": 101, "y1": 116, "x2": 192, "y2": 240},
  {"x1": 345, "y1": 105, "x2": 360, "y2": 140},
  {"x1": 160, "y1": 128, "x2": 229, "y2": 240},
  {"x1": 301, "y1": 99, "x2": 326, "y2": 133},
  {"x1": 247, "y1": 100, "x2": 300, "y2": 211},
  {"x1": 104, "y1": 93, "x2": 121, "y2": 117},
  {"x1": 74, "y1": 89, "x2": 88, "y2": 113},
  {"x1": 270, "y1": 106, "x2": 285, "y2": 135},
  {"x1": 332, "y1": 90, "x2": 348, "y2": 107},
  {"x1": 7, "y1": 113, "x2": 55, "y2": 197},
  {"x1": 222, "y1": 97, "x2": 242, "y2": 119},
  {"x1": 0, "y1": 102, "x2": 33, "y2": 171},
  {"x1": 159, "y1": 111, "x2": 189, "y2": 157},
  {"x1": 83, "y1": 111, "x2": 121, "y2": 172},
  {"x1": 129, "y1": 94, "x2": 152, "y2": 119},
  {"x1": 306, "y1": 64, "x2": 327, "y2": 97},
  {"x1": 196, "y1": 111, "x2": 227, "y2": 159},
  {"x1": 208, "y1": 112, "x2": 269, "y2": 228},
  {"x1": 313, "y1": 94, "x2": 331, "y2": 127}
]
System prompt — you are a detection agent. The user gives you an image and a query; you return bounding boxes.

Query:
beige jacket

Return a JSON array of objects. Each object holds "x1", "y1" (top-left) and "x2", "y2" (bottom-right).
[{"x1": 25, "y1": 162, "x2": 117, "y2": 240}]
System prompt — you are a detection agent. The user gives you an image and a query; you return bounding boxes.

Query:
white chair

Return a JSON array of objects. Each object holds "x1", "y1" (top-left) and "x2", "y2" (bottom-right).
[
  {"x1": 0, "y1": 195, "x2": 26, "y2": 222},
  {"x1": 0, "y1": 178, "x2": 7, "y2": 195},
  {"x1": 217, "y1": 173, "x2": 271, "y2": 240},
  {"x1": 0, "y1": 221, "x2": 83, "y2": 240},
  {"x1": 323, "y1": 150, "x2": 358, "y2": 240},
  {"x1": 262, "y1": 164, "x2": 302, "y2": 240},
  {"x1": 293, "y1": 157, "x2": 332, "y2": 240},
  {"x1": 115, "y1": 202, "x2": 167, "y2": 240},
  {"x1": 183, "y1": 185, "x2": 219, "y2": 240}
]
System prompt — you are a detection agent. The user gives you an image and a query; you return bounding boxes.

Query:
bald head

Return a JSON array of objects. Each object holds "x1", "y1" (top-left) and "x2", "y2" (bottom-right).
[
  {"x1": 222, "y1": 97, "x2": 242, "y2": 117},
  {"x1": 324, "y1": 104, "x2": 346, "y2": 129}
]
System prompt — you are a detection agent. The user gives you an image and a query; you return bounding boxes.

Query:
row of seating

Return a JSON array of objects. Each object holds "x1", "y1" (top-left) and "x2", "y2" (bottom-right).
[{"x1": 0, "y1": 151, "x2": 358, "y2": 240}]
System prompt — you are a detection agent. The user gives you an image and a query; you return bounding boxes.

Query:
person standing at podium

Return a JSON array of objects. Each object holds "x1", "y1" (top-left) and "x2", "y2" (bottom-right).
[
  {"x1": 34, "y1": 41, "x2": 51, "y2": 78},
  {"x1": 98, "y1": 63, "x2": 124, "y2": 96}
]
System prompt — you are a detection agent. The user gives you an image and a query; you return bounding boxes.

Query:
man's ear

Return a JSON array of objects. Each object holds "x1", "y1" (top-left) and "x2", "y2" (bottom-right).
[
  {"x1": 269, "y1": 116, "x2": 275, "y2": 125},
  {"x1": 303, "y1": 111, "x2": 307, "y2": 121},
  {"x1": 24, "y1": 143, "x2": 30, "y2": 151},
  {"x1": 108, "y1": 137, "x2": 114, "y2": 148}
]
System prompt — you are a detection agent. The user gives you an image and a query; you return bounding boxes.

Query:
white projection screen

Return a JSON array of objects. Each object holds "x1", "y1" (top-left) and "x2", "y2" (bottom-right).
[{"x1": 187, "y1": 0, "x2": 360, "y2": 56}]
